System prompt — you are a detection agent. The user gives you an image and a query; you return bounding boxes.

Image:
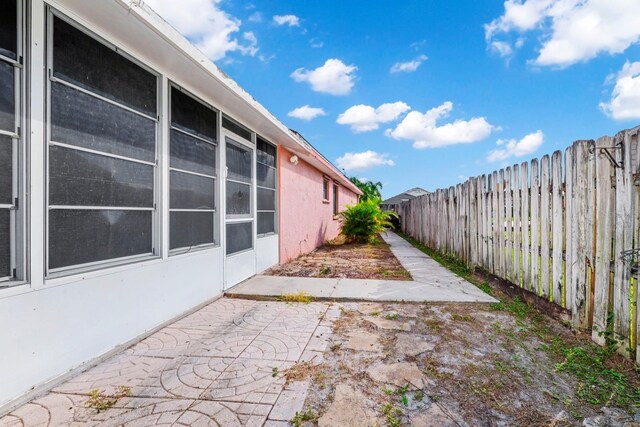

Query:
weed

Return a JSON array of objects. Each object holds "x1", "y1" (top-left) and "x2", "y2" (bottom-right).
[
  {"x1": 489, "y1": 298, "x2": 531, "y2": 319},
  {"x1": 279, "y1": 292, "x2": 314, "y2": 303},
  {"x1": 384, "y1": 312, "x2": 399, "y2": 320},
  {"x1": 414, "y1": 390, "x2": 425, "y2": 401},
  {"x1": 477, "y1": 282, "x2": 493, "y2": 295},
  {"x1": 84, "y1": 386, "x2": 131, "y2": 413},
  {"x1": 489, "y1": 302, "x2": 506, "y2": 311},
  {"x1": 553, "y1": 345, "x2": 640, "y2": 409},
  {"x1": 370, "y1": 310, "x2": 381, "y2": 316},
  {"x1": 319, "y1": 265, "x2": 331, "y2": 276},
  {"x1": 330, "y1": 343, "x2": 342, "y2": 352},
  {"x1": 272, "y1": 367, "x2": 279, "y2": 378},
  {"x1": 291, "y1": 409, "x2": 316, "y2": 427},
  {"x1": 423, "y1": 318, "x2": 444, "y2": 332},
  {"x1": 395, "y1": 384, "x2": 410, "y2": 396},
  {"x1": 381, "y1": 403, "x2": 402, "y2": 427},
  {"x1": 401, "y1": 393, "x2": 409, "y2": 407},
  {"x1": 452, "y1": 314, "x2": 472, "y2": 322}
]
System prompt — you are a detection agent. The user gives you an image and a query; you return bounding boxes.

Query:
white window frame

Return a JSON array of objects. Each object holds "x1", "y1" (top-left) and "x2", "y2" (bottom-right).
[
  {"x1": 333, "y1": 182, "x2": 339, "y2": 217},
  {"x1": 256, "y1": 136, "x2": 277, "y2": 237},
  {"x1": 168, "y1": 83, "x2": 219, "y2": 255},
  {"x1": 44, "y1": 8, "x2": 162, "y2": 277},
  {"x1": 224, "y1": 131, "x2": 255, "y2": 257},
  {"x1": 322, "y1": 177, "x2": 330, "y2": 203},
  {"x1": 0, "y1": 0, "x2": 25, "y2": 287}
]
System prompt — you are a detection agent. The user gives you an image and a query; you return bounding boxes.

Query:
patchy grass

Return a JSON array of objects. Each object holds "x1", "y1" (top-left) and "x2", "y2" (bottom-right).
[
  {"x1": 84, "y1": 386, "x2": 131, "y2": 413},
  {"x1": 398, "y1": 231, "x2": 640, "y2": 416},
  {"x1": 279, "y1": 292, "x2": 315, "y2": 304},
  {"x1": 451, "y1": 314, "x2": 473, "y2": 322}
]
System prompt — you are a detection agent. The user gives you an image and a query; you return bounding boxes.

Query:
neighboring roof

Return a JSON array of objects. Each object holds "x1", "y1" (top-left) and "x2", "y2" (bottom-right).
[
  {"x1": 110, "y1": 0, "x2": 361, "y2": 196},
  {"x1": 404, "y1": 187, "x2": 430, "y2": 197},
  {"x1": 382, "y1": 188, "x2": 430, "y2": 205}
]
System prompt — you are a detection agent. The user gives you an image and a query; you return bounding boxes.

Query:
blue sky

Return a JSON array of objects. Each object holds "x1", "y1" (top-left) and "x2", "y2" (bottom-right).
[{"x1": 146, "y1": 0, "x2": 640, "y2": 198}]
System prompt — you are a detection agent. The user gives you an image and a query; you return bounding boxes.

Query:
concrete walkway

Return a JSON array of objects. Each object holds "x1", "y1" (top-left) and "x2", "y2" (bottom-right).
[
  {"x1": 227, "y1": 231, "x2": 496, "y2": 304},
  {"x1": 0, "y1": 299, "x2": 337, "y2": 426}
]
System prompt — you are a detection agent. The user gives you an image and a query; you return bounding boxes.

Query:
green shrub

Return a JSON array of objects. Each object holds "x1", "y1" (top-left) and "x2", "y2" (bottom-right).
[{"x1": 338, "y1": 198, "x2": 397, "y2": 243}]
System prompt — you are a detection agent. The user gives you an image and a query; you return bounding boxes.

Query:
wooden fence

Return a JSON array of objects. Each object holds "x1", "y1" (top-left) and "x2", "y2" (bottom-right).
[{"x1": 397, "y1": 126, "x2": 640, "y2": 363}]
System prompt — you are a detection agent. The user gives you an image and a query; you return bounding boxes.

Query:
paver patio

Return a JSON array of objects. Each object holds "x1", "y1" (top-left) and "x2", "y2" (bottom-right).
[
  {"x1": 0, "y1": 233, "x2": 498, "y2": 426},
  {"x1": 227, "y1": 231, "x2": 497, "y2": 303},
  {"x1": 0, "y1": 299, "x2": 338, "y2": 426}
]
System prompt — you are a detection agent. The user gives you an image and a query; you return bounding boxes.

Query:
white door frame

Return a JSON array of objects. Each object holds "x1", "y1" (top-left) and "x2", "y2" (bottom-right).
[{"x1": 222, "y1": 129, "x2": 257, "y2": 290}]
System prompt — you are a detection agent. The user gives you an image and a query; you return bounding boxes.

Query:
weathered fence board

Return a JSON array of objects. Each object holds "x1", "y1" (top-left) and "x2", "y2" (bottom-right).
[
  {"x1": 613, "y1": 131, "x2": 634, "y2": 356},
  {"x1": 492, "y1": 172, "x2": 500, "y2": 276},
  {"x1": 530, "y1": 159, "x2": 540, "y2": 294},
  {"x1": 540, "y1": 155, "x2": 551, "y2": 299},
  {"x1": 505, "y1": 167, "x2": 513, "y2": 281},
  {"x1": 513, "y1": 165, "x2": 521, "y2": 287},
  {"x1": 565, "y1": 146, "x2": 574, "y2": 308},
  {"x1": 520, "y1": 162, "x2": 530, "y2": 291},
  {"x1": 571, "y1": 141, "x2": 590, "y2": 328},
  {"x1": 396, "y1": 126, "x2": 640, "y2": 362},
  {"x1": 592, "y1": 136, "x2": 614, "y2": 345},
  {"x1": 551, "y1": 151, "x2": 564, "y2": 305}
]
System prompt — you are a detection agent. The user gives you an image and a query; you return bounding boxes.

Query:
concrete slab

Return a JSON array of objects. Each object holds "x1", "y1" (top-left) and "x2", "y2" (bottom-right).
[
  {"x1": 227, "y1": 231, "x2": 498, "y2": 304},
  {"x1": 227, "y1": 275, "x2": 337, "y2": 299}
]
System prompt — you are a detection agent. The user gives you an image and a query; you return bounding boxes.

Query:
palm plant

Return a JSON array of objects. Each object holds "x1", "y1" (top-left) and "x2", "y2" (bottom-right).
[
  {"x1": 338, "y1": 197, "x2": 398, "y2": 243},
  {"x1": 349, "y1": 177, "x2": 383, "y2": 202}
]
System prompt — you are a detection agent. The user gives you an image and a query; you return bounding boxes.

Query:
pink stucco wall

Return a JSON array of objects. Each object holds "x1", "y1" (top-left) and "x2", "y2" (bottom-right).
[{"x1": 278, "y1": 146, "x2": 359, "y2": 263}]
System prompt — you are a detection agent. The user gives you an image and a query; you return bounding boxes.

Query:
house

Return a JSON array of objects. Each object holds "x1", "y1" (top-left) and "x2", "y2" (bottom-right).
[
  {"x1": 381, "y1": 187, "x2": 430, "y2": 211},
  {"x1": 0, "y1": 0, "x2": 360, "y2": 411}
]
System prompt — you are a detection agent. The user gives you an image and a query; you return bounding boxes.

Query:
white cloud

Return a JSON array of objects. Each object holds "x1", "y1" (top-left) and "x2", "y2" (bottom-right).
[
  {"x1": 490, "y1": 40, "x2": 513, "y2": 57},
  {"x1": 486, "y1": 130, "x2": 544, "y2": 162},
  {"x1": 390, "y1": 55, "x2": 428, "y2": 73},
  {"x1": 248, "y1": 12, "x2": 262, "y2": 23},
  {"x1": 386, "y1": 102, "x2": 494, "y2": 149},
  {"x1": 485, "y1": 0, "x2": 640, "y2": 67},
  {"x1": 287, "y1": 105, "x2": 327, "y2": 121},
  {"x1": 145, "y1": 0, "x2": 258, "y2": 61},
  {"x1": 273, "y1": 14, "x2": 300, "y2": 27},
  {"x1": 600, "y1": 61, "x2": 640, "y2": 120},
  {"x1": 337, "y1": 102, "x2": 411, "y2": 133},
  {"x1": 310, "y1": 39, "x2": 324, "y2": 49},
  {"x1": 336, "y1": 151, "x2": 395, "y2": 172},
  {"x1": 291, "y1": 59, "x2": 357, "y2": 96}
]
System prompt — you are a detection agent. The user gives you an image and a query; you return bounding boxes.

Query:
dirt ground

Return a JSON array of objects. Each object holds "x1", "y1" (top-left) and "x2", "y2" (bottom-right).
[
  {"x1": 287, "y1": 292, "x2": 640, "y2": 427},
  {"x1": 265, "y1": 235, "x2": 411, "y2": 280}
]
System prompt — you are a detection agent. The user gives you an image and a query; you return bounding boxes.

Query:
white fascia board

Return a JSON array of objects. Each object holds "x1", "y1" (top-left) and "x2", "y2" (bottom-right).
[{"x1": 113, "y1": 0, "x2": 358, "y2": 193}]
